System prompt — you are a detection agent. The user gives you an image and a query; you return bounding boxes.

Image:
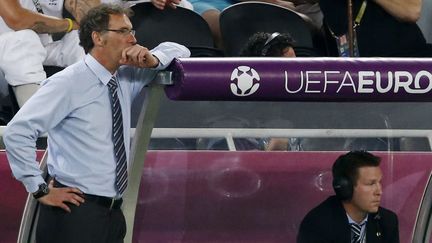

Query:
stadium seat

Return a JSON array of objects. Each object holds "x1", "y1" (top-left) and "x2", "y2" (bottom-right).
[
  {"x1": 219, "y1": 2, "x2": 326, "y2": 57},
  {"x1": 130, "y1": 2, "x2": 223, "y2": 57},
  {"x1": 0, "y1": 72, "x2": 13, "y2": 125},
  {"x1": 2, "y1": 65, "x2": 64, "y2": 123},
  {"x1": 6, "y1": 85, "x2": 19, "y2": 116}
]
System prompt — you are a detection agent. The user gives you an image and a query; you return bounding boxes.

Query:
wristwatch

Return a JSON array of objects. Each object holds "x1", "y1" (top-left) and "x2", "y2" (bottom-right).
[{"x1": 33, "y1": 183, "x2": 49, "y2": 199}]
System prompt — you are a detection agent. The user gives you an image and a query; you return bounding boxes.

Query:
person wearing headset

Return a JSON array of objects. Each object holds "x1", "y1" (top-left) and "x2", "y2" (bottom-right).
[
  {"x1": 239, "y1": 31, "x2": 296, "y2": 58},
  {"x1": 297, "y1": 151, "x2": 399, "y2": 243},
  {"x1": 238, "y1": 32, "x2": 300, "y2": 151}
]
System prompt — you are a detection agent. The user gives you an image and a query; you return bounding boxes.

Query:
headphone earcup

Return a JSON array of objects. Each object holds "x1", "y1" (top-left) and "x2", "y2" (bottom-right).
[{"x1": 332, "y1": 177, "x2": 353, "y2": 200}]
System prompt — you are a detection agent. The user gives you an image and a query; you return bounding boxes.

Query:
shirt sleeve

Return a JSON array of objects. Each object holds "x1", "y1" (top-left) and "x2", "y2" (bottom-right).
[
  {"x1": 129, "y1": 42, "x2": 191, "y2": 100},
  {"x1": 151, "y1": 41, "x2": 191, "y2": 69},
  {"x1": 3, "y1": 76, "x2": 72, "y2": 193}
]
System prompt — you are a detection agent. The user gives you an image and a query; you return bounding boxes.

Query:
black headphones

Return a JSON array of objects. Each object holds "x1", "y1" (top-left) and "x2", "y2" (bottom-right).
[
  {"x1": 261, "y1": 32, "x2": 281, "y2": 56},
  {"x1": 332, "y1": 176, "x2": 353, "y2": 200}
]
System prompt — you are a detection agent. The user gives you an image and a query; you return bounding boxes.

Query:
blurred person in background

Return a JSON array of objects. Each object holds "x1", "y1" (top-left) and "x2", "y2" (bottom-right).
[
  {"x1": 102, "y1": 0, "x2": 193, "y2": 10},
  {"x1": 189, "y1": 0, "x2": 321, "y2": 49},
  {"x1": 150, "y1": 0, "x2": 193, "y2": 10},
  {"x1": 241, "y1": 32, "x2": 299, "y2": 151},
  {"x1": 240, "y1": 31, "x2": 296, "y2": 57},
  {"x1": 320, "y1": 0, "x2": 432, "y2": 57},
  {"x1": 0, "y1": 0, "x2": 100, "y2": 107}
]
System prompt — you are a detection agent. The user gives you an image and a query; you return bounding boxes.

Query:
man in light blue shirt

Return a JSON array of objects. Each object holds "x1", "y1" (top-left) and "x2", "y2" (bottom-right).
[{"x1": 3, "y1": 4, "x2": 190, "y2": 243}]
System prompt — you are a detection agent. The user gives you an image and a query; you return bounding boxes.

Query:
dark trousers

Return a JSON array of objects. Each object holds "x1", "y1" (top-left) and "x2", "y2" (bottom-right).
[{"x1": 36, "y1": 192, "x2": 126, "y2": 243}]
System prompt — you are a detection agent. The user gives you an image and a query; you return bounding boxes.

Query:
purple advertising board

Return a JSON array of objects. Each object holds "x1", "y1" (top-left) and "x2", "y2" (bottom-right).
[{"x1": 166, "y1": 57, "x2": 432, "y2": 101}]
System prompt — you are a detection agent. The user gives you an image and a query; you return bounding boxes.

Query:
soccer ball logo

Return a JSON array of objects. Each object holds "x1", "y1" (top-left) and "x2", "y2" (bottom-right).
[{"x1": 230, "y1": 66, "x2": 260, "y2": 96}]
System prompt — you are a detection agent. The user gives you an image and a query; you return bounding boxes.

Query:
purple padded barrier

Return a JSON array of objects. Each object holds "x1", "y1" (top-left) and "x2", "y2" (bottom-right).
[
  {"x1": 166, "y1": 57, "x2": 432, "y2": 101},
  {"x1": 132, "y1": 151, "x2": 432, "y2": 243},
  {"x1": 0, "y1": 151, "x2": 44, "y2": 243}
]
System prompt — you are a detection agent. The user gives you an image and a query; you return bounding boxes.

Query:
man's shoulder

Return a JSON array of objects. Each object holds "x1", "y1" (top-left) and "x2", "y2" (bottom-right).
[
  {"x1": 41, "y1": 60, "x2": 92, "y2": 87},
  {"x1": 376, "y1": 206, "x2": 397, "y2": 216},
  {"x1": 301, "y1": 196, "x2": 342, "y2": 223},
  {"x1": 298, "y1": 196, "x2": 347, "y2": 243},
  {"x1": 376, "y1": 206, "x2": 398, "y2": 221}
]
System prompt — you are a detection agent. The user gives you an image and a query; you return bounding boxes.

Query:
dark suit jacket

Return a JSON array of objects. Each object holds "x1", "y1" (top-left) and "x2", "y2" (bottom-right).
[{"x1": 297, "y1": 196, "x2": 399, "y2": 243}]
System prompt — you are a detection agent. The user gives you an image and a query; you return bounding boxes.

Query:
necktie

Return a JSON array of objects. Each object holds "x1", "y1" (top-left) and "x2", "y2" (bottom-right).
[
  {"x1": 107, "y1": 76, "x2": 128, "y2": 195},
  {"x1": 350, "y1": 223, "x2": 363, "y2": 243}
]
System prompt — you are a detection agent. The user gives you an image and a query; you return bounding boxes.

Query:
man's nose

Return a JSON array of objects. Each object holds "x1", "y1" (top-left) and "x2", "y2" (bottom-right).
[
  {"x1": 128, "y1": 33, "x2": 137, "y2": 44},
  {"x1": 375, "y1": 183, "x2": 382, "y2": 195}
]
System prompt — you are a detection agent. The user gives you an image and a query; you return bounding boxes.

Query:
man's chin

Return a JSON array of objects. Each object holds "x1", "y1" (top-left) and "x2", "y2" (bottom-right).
[{"x1": 368, "y1": 205, "x2": 380, "y2": 213}]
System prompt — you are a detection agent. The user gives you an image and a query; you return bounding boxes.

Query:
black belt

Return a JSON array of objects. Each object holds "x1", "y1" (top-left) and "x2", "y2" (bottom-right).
[
  {"x1": 83, "y1": 194, "x2": 123, "y2": 210},
  {"x1": 52, "y1": 178, "x2": 123, "y2": 210}
]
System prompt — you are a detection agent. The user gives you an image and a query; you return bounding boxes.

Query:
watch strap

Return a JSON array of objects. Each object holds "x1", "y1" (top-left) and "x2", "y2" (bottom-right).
[{"x1": 33, "y1": 183, "x2": 49, "y2": 199}]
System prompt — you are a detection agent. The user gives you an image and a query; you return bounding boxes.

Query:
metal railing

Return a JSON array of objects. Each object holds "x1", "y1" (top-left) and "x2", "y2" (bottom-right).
[{"x1": 2, "y1": 127, "x2": 432, "y2": 151}]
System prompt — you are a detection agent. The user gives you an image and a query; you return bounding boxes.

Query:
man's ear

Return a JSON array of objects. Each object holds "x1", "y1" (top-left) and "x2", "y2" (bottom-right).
[{"x1": 92, "y1": 31, "x2": 105, "y2": 47}]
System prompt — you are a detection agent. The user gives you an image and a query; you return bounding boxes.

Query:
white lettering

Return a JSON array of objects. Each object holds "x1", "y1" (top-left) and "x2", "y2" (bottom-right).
[
  {"x1": 411, "y1": 70, "x2": 432, "y2": 94},
  {"x1": 281, "y1": 69, "x2": 432, "y2": 95},
  {"x1": 305, "y1": 71, "x2": 321, "y2": 93},
  {"x1": 336, "y1": 71, "x2": 356, "y2": 93},
  {"x1": 284, "y1": 71, "x2": 302, "y2": 93},
  {"x1": 376, "y1": 72, "x2": 392, "y2": 93},
  {"x1": 323, "y1": 71, "x2": 340, "y2": 92},
  {"x1": 394, "y1": 71, "x2": 413, "y2": 93},
  {"x1": 358, "y1": 71, "x2": 374, "y2": 93}
]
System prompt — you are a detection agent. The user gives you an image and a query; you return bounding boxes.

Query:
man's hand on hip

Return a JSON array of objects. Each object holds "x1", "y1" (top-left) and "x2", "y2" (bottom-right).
[{"x1": 38, "y1": 180, "x2": 85, "y2": 213}]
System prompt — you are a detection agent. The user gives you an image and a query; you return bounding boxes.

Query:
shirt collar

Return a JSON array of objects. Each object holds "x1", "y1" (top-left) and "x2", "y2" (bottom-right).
[
  {"x1": 347, "y1": 213, "x2": 368, "y2": 226},
  {"x1": 84, "y1": 54, "x2": 116, "y2": 85}
]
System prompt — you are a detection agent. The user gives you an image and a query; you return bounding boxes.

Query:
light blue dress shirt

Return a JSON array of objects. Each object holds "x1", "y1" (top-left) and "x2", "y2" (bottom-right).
[{"x1": 4, "y1": 42, "x2": 190, "y2": 197}]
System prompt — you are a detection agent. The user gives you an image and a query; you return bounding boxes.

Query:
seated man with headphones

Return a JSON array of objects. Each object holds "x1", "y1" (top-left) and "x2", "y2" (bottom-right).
[{"x1": 297, "y1": 151, "x2": 399, "y2": 243}]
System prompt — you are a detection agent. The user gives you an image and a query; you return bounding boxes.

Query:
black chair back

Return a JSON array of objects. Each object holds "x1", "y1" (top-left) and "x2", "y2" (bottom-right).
[
  {"x1": 131, "y1": 3, "x2": 223, "y2": 57},
  {"x1": 220, "y1": 2, "x2": 324, "y2": 57},
  {"x1": 6, "y1": 85, "x2": 19, "y2": 117}
]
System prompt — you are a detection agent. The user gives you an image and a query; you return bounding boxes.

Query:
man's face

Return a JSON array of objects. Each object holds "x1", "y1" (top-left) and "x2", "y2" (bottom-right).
[
  {"x1": 282, "y1": 47, "x2": 296, "y2": 57},
  {"x1": 350, "y1": 166, "x2": 383, "y2": 214},
  {"x1": 102, "y1": 14, "x2": 137, "y2": 62}
]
